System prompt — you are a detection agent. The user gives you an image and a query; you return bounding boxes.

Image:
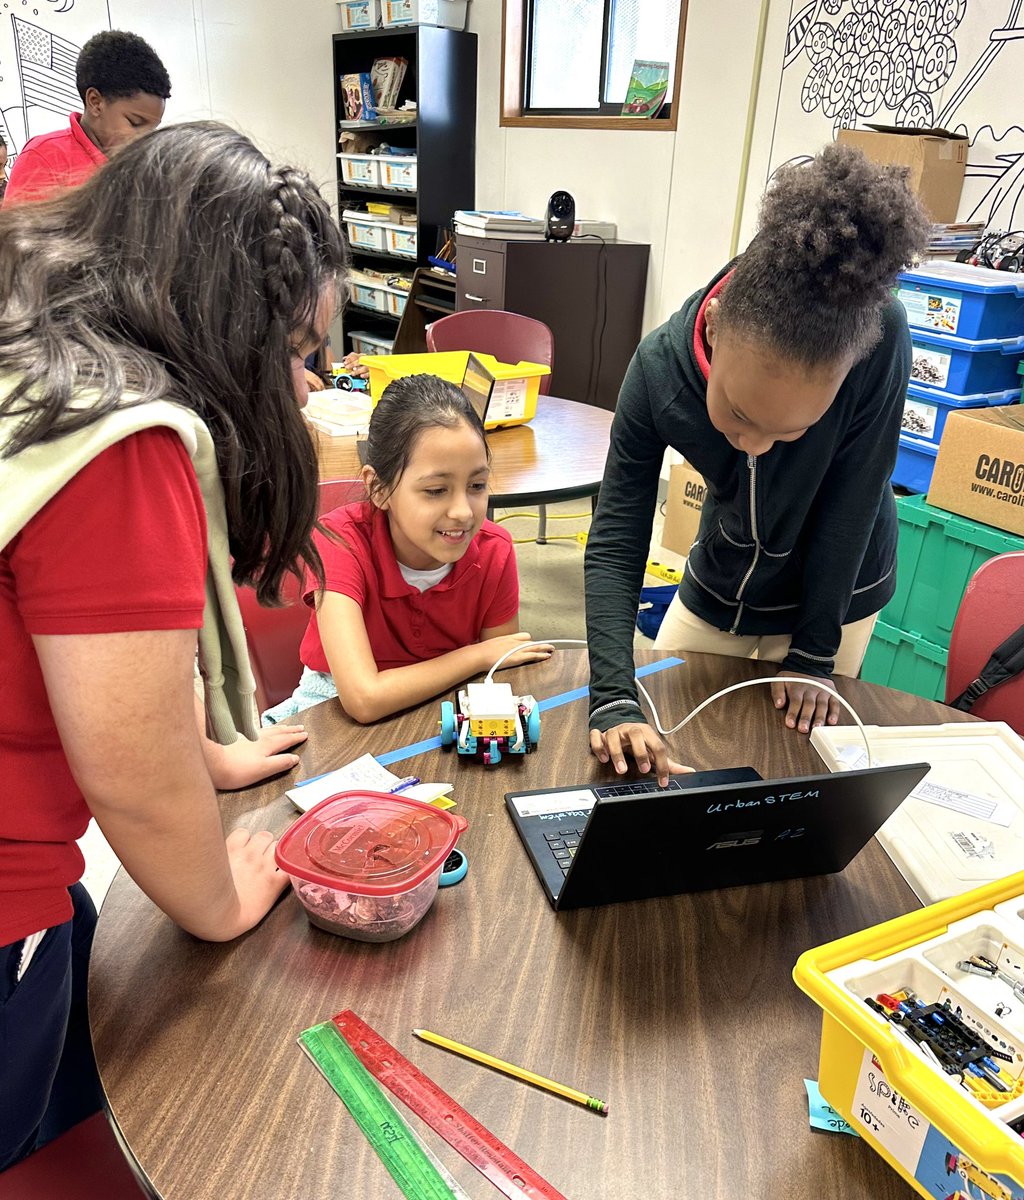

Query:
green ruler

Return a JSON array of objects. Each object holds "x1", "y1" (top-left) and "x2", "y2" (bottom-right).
[{"x1": 298, "y1": 1021, "x2": 460, "y2": 1200}]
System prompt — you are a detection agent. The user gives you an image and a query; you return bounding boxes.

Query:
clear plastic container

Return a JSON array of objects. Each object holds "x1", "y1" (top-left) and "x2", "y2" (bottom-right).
[{"x1": 275, "y1": 791, "x2": 467, "y2": 941}]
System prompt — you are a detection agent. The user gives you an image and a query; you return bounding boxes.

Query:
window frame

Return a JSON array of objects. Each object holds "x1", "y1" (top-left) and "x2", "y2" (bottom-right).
[{"x1": 501, "y1": 0, "x2": 689, "y2": 131}]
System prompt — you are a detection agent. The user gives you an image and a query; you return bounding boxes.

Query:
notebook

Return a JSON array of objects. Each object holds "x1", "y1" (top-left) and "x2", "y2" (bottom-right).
[
  {"x1": 505, "y1": 762, "x2": 930, "y2": 911},
  {"x1": 460, "y1": 352, "x2": 496, "y2": 425}
]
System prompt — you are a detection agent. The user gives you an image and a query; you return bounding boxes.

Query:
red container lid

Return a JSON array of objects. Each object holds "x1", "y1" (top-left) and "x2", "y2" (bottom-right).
[{"x1": 275, "y1": 791, "x2": 467, "y2": 896}]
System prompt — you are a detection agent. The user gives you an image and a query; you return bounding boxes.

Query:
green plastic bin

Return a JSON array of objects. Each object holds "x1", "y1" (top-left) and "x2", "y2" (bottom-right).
[
  {"x1": 860, "y1": 619, "x2": 947, "y2": 703},
  {"x1": 881, "y1": 494, "x2": 1024, "y2": 648}
]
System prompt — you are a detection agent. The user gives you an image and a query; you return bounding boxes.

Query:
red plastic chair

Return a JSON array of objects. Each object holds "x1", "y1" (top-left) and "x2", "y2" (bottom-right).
[
  {"x1": 945, "y1": 551, "x2": 1024, "y2": 735},
  {"x1": 426, "y1": 309, "x2": 555, "y2": 538},
  {"x1": 0, "y1": 1113, "x2": 144, "y2": 1199},
  {"x1": 425, "y1": 309, "x2": 554, "y2": 394},
  {"x1": 235, "y1": 479, "x2": 365, "y2": 714}
]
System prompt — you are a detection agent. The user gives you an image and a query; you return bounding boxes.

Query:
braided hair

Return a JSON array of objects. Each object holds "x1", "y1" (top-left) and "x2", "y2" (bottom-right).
[
  {"x1": 717, "y1": 143, "x2": 929, "y2": 366},
  {"x1": 0, "y1": 121, "x2": 348, "y2": 604}
]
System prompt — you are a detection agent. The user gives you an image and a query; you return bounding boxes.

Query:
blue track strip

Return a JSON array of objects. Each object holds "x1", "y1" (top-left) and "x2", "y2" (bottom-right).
[{"x1": 373, "y1": 656, "x2": 684, "y2": 767}]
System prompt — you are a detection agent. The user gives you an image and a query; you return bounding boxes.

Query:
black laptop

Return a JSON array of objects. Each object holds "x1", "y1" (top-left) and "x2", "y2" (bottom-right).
[{"x1": 505, "y1": 762, "x2": 930, "y2": 910}]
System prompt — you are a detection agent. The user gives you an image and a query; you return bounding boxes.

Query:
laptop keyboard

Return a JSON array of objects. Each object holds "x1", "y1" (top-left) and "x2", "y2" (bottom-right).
[
  {"x1": 541, "y1": 780, "x2": 689, "y2": 875},
  {"x1": 592, "y1": 778, "x2": 688, "y2": 799},
  {"x1": 542, "y1": 826, "x2": 586, "y2": 875}
]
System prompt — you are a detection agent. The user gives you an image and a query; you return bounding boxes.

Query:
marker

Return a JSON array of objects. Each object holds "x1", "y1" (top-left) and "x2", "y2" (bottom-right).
[
  {"x1": 389, "y1": 776, "x2": 421, "y2": 794},
  {"x1": 413, "y1": 1028, "x2": 608, "y2": 1115}
]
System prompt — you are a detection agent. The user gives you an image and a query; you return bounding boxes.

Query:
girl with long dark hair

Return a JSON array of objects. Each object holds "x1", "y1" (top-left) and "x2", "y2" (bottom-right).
[{"x1": 0, "y1": 121, "x2": 346, "y2": 1168}]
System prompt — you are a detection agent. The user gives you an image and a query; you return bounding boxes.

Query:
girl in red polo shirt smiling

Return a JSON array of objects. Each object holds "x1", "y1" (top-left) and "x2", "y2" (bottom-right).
[{"x1": 266, "y1": 375, "x2": 553, "y2": 724}]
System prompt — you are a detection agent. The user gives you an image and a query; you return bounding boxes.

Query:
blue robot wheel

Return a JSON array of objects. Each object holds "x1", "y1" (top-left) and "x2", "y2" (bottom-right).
[{"x1": 440, "y1": 700, "x2": 456, "y2": 746}]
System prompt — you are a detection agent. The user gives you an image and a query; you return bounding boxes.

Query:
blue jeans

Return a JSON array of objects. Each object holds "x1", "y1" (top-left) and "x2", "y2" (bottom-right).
[{"x1": 0, "y1": 884, "x2": 104, "y2": 1171}]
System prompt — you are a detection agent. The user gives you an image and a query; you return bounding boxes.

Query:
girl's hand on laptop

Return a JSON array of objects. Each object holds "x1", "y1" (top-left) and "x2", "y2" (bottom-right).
[
  {"x1": 771, "y1": 670, "x2": 840, "y2": 734},
  {"x1": 589, "y1": 722, "x2": 693, "y2": 789}
]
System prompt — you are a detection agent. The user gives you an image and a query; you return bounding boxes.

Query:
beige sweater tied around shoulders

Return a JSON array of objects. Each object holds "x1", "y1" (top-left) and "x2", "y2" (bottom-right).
[{"x1": 0, "y1": 398, "x2": 259, "y2": 743}]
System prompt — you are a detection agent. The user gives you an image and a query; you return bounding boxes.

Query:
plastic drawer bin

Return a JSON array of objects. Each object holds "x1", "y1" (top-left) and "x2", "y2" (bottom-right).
[
  {"x1": 338, "y1": 0, "x2": 381, "y2": 30},
  {"x1": 344, "y1": 219, "x2": 387, "y2": 252},
  {"x1": 381, "y1": 0, "x2": 468, "y2": 29},
  {"x1": 386, "y1": 290, "x2": 407, "y2": 317},
  {"x1": 881, "y1": 493, "x2": 1024, "y2": 648},
  {"x1": 860, "y1": 619, "x2": 946, "y2": 703},
  {"x1": 378, "y1": 155, "x2": 417, "y2": 191},
  {"x1": 910, "y1": 328, "x2": 1024, "y2": 395},
  {"x1": 794, "y1": 871, "x2": 1024, "y2": 1200},
  {"x1": 362, "y1": 350, "x2": 550, "y2": 429},
  {"x1": 383, "y1": 223, "x2": 417, "y2": 259},
  {"x1": 893, "y1": 434, "x2": 939, "y2": 494},
  {"x1": 349, "y1": 330, "x2": 394, "y2": 356},
  {"x1": 903, "y1": 382, "x2": 1020, "y2": 443},
  {"x1": 350, "y1": 283, "x2": 387, "y2": 313},
  {"x1": 338, "y1": 154, "x2": 380, "y2": 188},
  {"x1": 898, "y1": 261, "x2": 1024, "y2": 341}
]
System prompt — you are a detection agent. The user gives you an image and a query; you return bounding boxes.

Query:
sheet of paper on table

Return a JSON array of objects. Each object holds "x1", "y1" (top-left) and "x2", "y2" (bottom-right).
[{"x1": 286, "y1": 753, "x2": 454, "y2": 813}]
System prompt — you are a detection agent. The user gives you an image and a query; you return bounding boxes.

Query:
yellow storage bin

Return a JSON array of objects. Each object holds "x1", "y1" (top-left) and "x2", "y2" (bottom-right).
[
  {"x1": 361, "y1": 351, "x2": 549, "y2": 430},
  {"x1": 794, "y1": 871, "x2": 1024, "y2": 1200}
]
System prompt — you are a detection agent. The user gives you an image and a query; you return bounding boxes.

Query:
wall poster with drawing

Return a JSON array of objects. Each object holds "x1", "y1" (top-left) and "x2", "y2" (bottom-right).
[
  {"x1": 0, "y1": 0, "x2": 111, "y2": 165},
  {"x1": 756, "y1": 1, "x2": 1024, "y2": 233}
]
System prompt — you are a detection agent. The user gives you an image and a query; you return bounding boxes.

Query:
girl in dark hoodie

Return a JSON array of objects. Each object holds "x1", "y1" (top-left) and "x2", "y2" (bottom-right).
[{"x1": 585, "y1": 143, "x2": 929, "y2": 784}]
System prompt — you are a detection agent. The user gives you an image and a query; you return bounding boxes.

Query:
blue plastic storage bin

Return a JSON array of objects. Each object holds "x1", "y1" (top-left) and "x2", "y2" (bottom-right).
[
  {"x1": 901, "y1": 381, "x2": 1020, "y2": 442},
  {"x1": 897, "y1": 261, "x2": 1024, "y2": 341},
  {"x1": 909, "y1": 327, "x2": 1024, "y2": 394},
  {"x1": 892, "y1": 434, "x2": 938, "y2": 493}
]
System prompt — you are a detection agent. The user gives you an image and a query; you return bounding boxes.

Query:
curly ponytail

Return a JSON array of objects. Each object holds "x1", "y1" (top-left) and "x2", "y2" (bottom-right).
[{"x1": 717, "y1": 143, "x2": 929, "y2": 365}]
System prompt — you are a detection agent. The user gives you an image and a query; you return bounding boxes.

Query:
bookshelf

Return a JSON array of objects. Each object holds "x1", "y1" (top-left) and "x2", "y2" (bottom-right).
[{"x1": 333, "y1": 26, "x2": 477, "y2": 356}]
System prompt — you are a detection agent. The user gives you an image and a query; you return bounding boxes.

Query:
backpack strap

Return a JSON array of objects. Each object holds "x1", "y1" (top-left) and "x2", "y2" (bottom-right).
[{"x1": 949, "y1": 621, "x2": 1024, "y2": 712}]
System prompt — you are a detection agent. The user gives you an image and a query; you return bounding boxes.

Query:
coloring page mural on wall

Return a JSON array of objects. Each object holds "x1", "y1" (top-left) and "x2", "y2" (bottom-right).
[
  {"x1": 0, "y1": 0, "x2": 110, "y2": 160},
  {"x1": 768, "y1": 0, "x2": 1024, "y2": 228}
]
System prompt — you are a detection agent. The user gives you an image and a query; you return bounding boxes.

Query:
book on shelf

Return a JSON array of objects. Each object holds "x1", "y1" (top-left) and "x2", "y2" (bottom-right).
[
  {"x1": 371, "y1": 57, "x2": 407, "y2": 111},
  {"x1": 340, "y1": 72, "x2": 377, "y2": 122},
  {"x1": 453, "y1": 209, "x2": 545, "y2": 232},
  {"x1": 455, "y1": 219, "x2": 617, "y2": 242}
]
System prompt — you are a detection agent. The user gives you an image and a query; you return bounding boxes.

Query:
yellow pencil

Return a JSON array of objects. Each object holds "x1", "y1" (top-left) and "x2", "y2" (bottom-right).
[{"x1": 412, "y1": 1028, "x2": 608, "y2": 1115}]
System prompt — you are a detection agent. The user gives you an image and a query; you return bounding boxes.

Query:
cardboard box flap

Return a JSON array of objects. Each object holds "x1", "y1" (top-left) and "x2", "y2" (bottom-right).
[
  {"x1": 865, "y1": 123, "x2": 968, "y2": 142},
  {"x1": 927, "y1": 406, "x2": 1024, "y2": 538}
]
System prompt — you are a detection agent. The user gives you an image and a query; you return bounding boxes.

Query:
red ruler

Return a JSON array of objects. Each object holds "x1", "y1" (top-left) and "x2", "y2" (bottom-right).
[{"x1": 331, "y1": 1010, "x2": 569, "y2": 1200}]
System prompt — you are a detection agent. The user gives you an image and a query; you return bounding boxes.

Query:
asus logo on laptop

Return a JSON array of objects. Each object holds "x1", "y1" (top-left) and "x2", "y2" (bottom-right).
[{"x1": 706, "y1": 827, "x2": 806, "y2": 850}]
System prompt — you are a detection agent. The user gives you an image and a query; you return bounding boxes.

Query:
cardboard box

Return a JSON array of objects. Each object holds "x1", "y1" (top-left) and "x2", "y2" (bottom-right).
[
  {"x1": 837, "y1": 125, "x2": 968, "y2": 223},
  {"x1": 660, "y1": 462, "x2": 706, "y2": 556},
  {"x1": 927, "y1": 405, "x2": 1024, "y2": 536}
]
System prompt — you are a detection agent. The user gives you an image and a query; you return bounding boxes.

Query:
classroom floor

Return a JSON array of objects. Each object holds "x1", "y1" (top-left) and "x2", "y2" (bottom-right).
[{"x1": 78, "y1": 498, "x2": 680, "y2": 908}]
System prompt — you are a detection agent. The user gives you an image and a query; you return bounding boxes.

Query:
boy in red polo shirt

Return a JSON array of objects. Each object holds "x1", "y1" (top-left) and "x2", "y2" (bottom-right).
[
  {"x1": 4, "y1": 30, "x2": 170, "y2": 203},
  {"x1": 265, "y1": 375, "x2": 554, "y2": 725}
]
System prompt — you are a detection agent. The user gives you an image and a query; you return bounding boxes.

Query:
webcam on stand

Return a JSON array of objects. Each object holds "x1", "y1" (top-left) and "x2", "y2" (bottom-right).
[{"x1": 545, "y1": 190, "x2": 575, "y2": 243}]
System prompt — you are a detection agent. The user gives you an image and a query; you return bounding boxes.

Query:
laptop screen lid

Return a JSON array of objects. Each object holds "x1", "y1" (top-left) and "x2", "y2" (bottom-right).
[
  {"x1": 461, "y1": 352, "x2": 496, "y2": 425},
  {"x1": 506, "y1": 762, "x2": 930, "y2": 911}
]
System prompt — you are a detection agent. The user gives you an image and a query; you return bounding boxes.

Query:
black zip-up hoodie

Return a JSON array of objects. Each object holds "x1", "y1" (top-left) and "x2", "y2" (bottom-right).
[{"x1": 585, "y1": 264, "x2": 911, "y2": 733}]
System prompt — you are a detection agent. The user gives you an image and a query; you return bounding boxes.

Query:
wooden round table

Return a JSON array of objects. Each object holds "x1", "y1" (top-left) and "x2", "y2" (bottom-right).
[
  {"x1": 90, "y1": 652, "x2": 966, "y2": 1199},
  {"x1": 313, "y1": 394, "x2": 614, "y2": 510}
]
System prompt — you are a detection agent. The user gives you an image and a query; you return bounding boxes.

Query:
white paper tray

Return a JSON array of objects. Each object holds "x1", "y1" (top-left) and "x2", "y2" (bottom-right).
[{"x1": 811, "y1": 722, "x2": 1024, "y2": 904}]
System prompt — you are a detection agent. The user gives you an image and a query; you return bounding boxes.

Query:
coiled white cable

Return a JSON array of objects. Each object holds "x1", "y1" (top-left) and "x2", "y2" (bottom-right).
[
  {"x1": 636, "y1": 674, "x2": 875, "y2": 768},
  {"x1": 483, "y1": 641, "x2": 875, "y2": 769}
]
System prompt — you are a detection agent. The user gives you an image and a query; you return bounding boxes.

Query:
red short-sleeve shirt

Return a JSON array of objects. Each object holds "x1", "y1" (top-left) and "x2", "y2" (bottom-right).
[
  {"x1": 299, "y1": 502, "x2": 519, "y2": 673},
  {"x1": 3, "y1": 113, "x2": 106, "y2": 204},
  {"x1": 0, "y1": 428, "x2": 207, "y2": 945}
]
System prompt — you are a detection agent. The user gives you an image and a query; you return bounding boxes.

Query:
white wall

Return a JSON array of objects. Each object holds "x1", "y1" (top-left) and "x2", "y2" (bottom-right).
[
  {"x1": 117, "y1": 0, "x2": 340, "y2": 196},
  {"x1": 469, "y1": 0, "x2": 765, "y2": 336}
]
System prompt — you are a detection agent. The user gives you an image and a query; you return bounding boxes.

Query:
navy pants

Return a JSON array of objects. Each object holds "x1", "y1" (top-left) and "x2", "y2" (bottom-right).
[{"x1": 0, "y1": 884, "x2": 104, "y2": 1171}]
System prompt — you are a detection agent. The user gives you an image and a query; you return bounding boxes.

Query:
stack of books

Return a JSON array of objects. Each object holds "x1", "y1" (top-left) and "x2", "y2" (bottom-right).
[{"x1": 453, "y1": 210, "x2": 617, "y2": 242}]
